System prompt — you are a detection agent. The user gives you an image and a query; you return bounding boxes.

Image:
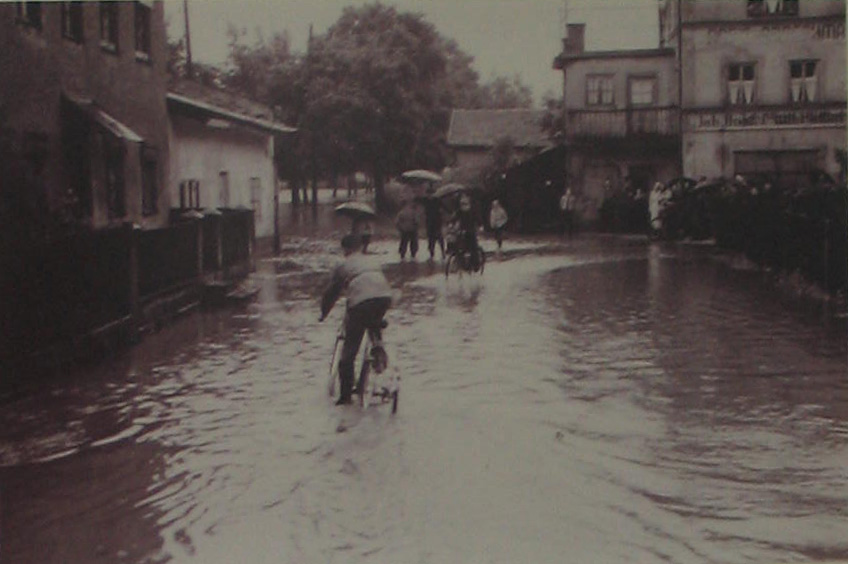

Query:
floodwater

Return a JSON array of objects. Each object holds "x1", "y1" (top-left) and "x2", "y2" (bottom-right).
[{"x1": 1, "y1": 196, "x2": 847, "y2": 564}]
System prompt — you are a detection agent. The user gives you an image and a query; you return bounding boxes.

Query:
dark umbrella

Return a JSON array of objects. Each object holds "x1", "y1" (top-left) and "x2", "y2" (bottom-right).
[
  {"x1": 334, "y1": 201, "x2": 376, "y2": 220},
  {"x1": 433, "y1": 183, "x2": 469, "y2": 199}
]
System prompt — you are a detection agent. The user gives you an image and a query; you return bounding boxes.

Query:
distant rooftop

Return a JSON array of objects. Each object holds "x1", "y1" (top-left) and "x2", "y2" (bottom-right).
[{"x1": 447, "y1": 109, "x2": 551, "y2": 149}]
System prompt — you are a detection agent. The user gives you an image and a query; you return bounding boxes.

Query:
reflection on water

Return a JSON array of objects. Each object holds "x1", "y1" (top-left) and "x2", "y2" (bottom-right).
[{"x1": 1, "y1": 201, "x2": 846, "y2": 563}]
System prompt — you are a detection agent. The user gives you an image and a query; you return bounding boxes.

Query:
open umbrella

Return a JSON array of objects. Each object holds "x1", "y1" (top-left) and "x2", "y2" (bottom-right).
[
  {"x1": 401, "y1": 169, "x2": 442, "y2": 183},
  {"x1": 334, "y1": 201, "x2": 376, "y2": 220},
  {"x1": 433, "y1": 183, "x2": 469, "y2": 199}
]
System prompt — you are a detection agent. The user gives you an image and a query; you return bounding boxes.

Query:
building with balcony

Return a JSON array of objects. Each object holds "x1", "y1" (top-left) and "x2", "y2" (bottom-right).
[
  {"x1": 553, "y1": 23, "x2": 681, "y2": 221},
  {"x1": 1, "y1": 1, "x2": 170, "y2": 237},
  {"x1": 663, "y1": 0, "x2": 846, "y2": 186}
]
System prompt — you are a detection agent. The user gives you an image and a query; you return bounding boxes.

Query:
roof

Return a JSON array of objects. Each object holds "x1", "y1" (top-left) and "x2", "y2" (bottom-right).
[
  {"x1": 167, "y1": 78, "x2": 296, "y2": 135},
  {"x1": 447, "y1": 109, "x2": 551, "y2": 149},
  {"x1": 555, "y1": 47, "x2": 675, "y2": 68}
]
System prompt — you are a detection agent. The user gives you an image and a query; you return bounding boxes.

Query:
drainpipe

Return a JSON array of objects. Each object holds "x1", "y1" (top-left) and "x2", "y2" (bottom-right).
[{"x1": 677, "y1": 0, "x2": 684, "y2": 177}]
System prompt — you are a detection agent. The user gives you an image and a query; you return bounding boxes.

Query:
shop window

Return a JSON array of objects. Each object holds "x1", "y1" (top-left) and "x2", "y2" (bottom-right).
[
  {"x1": 179, "y1": 179, "x2": 200, "y2": 209},
  {"x1": 140, "y1": 145, "x2": 158, "y2": 216},
  {"x1": 629, "y1": 77, "x2": 657, "y2": 106},
  {"x1": 250, "y1": 177, "x2": 262, "y2": 220},
  {"x1": 790, "y1": 60, "x2": 817, "y2": 103},
  {"x1": 134, "y1": 1, "x2": 151, "y2": 60},
  {"x1": 61, "y1": 2, "x2": 83, "y2": 43},
  {"x1": 747, "y1": 0, "x2": 799, "y2": 17},
  {"x1": 15, "y1": 2, "x2": 42, "y2": 30},
  {"x1": 100, "y1": 2, "x2": 119, "y2": 52},
  {"x1": 728, "y1": 63, "x2": 756, "y2": 105},
  {"x1": 587, "y1": 75, "x2": 614, "y2": 106}
]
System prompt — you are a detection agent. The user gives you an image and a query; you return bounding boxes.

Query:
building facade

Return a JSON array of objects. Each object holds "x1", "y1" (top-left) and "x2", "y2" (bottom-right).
[
  {"x1": 1, "y1": 1, "x2": 170, "y2": 234},
  {"x1": 664, "y1": 0, "x2": 846, "y2": 185},
  {"x1": 554, "y1": 24, "x2": 681, "y2": 222},
  {"x1": 166, "y1": 80, "x2": 295, "y2": 244}
]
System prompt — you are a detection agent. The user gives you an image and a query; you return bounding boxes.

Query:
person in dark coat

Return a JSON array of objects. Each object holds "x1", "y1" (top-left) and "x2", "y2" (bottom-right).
[{"x1": 422, "y1": 187, "x2": 445, "y2": 260}]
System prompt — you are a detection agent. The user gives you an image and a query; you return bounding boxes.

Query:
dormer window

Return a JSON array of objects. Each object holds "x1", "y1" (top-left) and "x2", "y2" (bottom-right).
[{"x1": 747, "y1": 0, "x2": 799, "y2": 17}]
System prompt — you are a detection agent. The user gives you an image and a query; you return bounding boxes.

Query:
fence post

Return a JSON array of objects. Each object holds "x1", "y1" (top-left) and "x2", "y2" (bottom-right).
[
  {"x1": 128, "y1": 222, "x2": 140, "y2": 327},
  {"x1": 195, "y1": 217, "x2": 203, "y2": 280},
  {"x1": 823, "y1": 218, "x2": 830, "y2": 295}
]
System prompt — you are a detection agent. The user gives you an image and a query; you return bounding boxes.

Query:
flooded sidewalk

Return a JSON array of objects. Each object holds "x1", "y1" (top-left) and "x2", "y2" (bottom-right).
[{"x1": 1, "y1": 208, "x2": 846, "y2": 564}]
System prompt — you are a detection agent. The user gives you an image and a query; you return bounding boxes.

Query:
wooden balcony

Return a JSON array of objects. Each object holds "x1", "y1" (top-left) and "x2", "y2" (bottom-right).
[{"x1": 565, "y1": 106, "x2": 680, "y2": 140}]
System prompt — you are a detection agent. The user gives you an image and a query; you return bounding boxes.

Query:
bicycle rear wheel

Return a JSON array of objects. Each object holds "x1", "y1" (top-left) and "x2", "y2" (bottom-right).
[{"x1": 357, "y1": 356, "x2": 370, "y2": 408}]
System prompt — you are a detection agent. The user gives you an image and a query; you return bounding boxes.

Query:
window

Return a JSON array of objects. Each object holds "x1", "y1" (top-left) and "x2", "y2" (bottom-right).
[
  {"x1": 100, "y1": 2, "x2": 119, "y2": 52},
  {"x1": 104, "y1": 136, "x2": 125, "y2": 219},
  {"x1": 140, "y1": 145, "x2": 158, "y2": 216},
  {"x1": 250, "y1": 177, "x2": 262, "y2": 220},
  {"x1": 735, "y1": 149, "x2": 819, "y2": 188},
  {"x1": 218, "y1": 171, "x2": 230, "y2": 208},
  {"x1": 15, "y1": 2, "x2": 42, "y2": 30},
  {"x1": 747, "y1": 0, "x2": 799, "y2": 17},
  {"x1": 179, "y1": 179, "x2": 200, "y2": 209},
  {"x1": 134, "y1": 1, "x2": 151, "y2": 59},
  {"x1": 587, "y1": 75, "x2": 614, "y2": 106},
  {"x1": 728, "y1": 63, "x2": 756, "y2": 105},
  {"x1": 61, "y1": 2, "x2": 83, "y2": 42},
  {"x1": 790, "y1": 60, "x2": 817, "y2": 103},
  {"x1": 629, "y1": 77, "x2": 656, "y2": 106}
]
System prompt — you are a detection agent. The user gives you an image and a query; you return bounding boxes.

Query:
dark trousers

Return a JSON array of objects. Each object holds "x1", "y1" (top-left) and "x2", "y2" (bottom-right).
[
  {"x1": 493, "y1": 227, "x2": 504, "y2": 249},
  {"x1": 561, "y1": 211, "x2": 575, "y2": 237},
  {"x1": 338, "y1": 297, "x2": 392, "y2": 401},
  {"x1": 426, "y1": 226, "x2": 444, "y2": 259},
  {"x1": 399, "y1": 230, "x2": 418, "y2": 258}
]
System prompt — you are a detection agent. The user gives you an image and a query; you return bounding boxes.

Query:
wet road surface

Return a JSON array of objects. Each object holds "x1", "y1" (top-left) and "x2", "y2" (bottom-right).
[{"x1": 1, "y1": 199, "x2": 847, "y2": 564}]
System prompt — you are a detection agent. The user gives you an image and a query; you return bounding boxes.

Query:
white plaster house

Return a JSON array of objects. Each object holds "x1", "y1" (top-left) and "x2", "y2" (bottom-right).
[{"x1": 166, "y1": 79, "x2": 295, "y2": 245}]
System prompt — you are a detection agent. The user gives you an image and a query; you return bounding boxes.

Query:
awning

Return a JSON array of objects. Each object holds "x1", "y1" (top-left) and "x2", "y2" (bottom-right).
[{"x1": 62, "y1": 93, "x2": 143, "y2": 143}]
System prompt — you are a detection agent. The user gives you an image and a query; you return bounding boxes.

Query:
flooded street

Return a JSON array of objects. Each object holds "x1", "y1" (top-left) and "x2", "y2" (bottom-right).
[{"x1": 1, "y1": 199, "x2": 847, "y2": 564}]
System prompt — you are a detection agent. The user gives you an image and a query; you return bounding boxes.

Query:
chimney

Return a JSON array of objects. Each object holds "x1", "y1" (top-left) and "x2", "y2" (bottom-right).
[{"x1": 564, "y1": 23, "x2": 585, "y2": 54}]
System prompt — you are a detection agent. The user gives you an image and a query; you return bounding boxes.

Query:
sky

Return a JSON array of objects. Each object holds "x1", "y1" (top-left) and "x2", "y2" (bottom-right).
[{"x1": 164, "y1": 0, "x2": 661, "y2": 106}]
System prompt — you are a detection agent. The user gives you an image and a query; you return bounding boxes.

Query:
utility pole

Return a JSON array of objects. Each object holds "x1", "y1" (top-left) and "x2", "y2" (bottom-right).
[{"x1": 184, "y1": 0, "x2": 193, "y2": 78}]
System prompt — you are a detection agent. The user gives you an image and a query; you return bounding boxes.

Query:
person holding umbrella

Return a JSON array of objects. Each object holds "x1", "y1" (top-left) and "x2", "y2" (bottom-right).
[
  {"x1": 421, "y1": 186, "x2": 445, "y2": 261},
  {"x1": 394, "y1": 199, "x2": 419, "y2": 260}
]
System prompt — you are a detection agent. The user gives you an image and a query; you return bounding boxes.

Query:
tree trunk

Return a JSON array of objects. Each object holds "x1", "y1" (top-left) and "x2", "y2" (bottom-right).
[{"x1": 373, "y1": 164, "x2": 387, "y2": 214}]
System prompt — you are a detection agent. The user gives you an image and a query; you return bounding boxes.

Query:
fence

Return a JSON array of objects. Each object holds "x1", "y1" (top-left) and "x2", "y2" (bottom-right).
[{"x1": 2, "y1": 208, "x2": 255, "y2": 367}]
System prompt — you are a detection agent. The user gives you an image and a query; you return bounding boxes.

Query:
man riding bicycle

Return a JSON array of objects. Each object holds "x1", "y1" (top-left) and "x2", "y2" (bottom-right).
[
  {"x1": 447, "y1": 193, "x2": 482, "y2": 271},
  {"x1": 320, "y1": 234, "x2": 393, "y2": 405}
]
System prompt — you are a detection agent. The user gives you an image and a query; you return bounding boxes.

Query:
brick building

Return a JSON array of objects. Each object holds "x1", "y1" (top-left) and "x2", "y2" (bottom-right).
[{"x1": 0, "y1": 1, "x2": 170, "y2": 236}]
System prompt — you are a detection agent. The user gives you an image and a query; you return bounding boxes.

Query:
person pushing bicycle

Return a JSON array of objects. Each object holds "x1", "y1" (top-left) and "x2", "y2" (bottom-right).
[{"x1": 319, "y1": 233, "x2": 393, "y2": 405}]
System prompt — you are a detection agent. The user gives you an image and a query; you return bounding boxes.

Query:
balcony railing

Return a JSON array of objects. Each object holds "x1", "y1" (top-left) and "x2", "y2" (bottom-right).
[{"x1": 565, "y1": 106, "x2": 680, "y2": 139}]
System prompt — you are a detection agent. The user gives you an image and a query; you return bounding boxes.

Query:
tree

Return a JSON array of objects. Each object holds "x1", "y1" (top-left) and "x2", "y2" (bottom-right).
[
  {"x1": 302, "y1": 4, "x2": 455, "y2": 210},
  {"x1": 478, "y1": 75, "x2": 534, "y2": 109}
]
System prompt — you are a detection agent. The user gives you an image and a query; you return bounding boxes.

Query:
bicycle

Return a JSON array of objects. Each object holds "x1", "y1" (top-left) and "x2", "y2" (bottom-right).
[
  {"x1": 444, "y1": 239, "x2": 486, "y2": 279},
  {"x1": 327, "y1": 318, "x2": 399, "y2": 413}
]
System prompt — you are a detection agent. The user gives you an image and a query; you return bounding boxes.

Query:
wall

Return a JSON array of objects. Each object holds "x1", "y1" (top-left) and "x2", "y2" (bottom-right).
[
  {"x1": 682, "y1": 0, "x2": 845, "y2": 22},
  {"x1": 168, "y1": 115, "x2": 276, "y2": 239},
  {"x1": 563, "y1": 53, "x2": 677, "y2": 110},
  {"x1": 682, "y1": 17, "x2": 846, "y2": 107}
]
